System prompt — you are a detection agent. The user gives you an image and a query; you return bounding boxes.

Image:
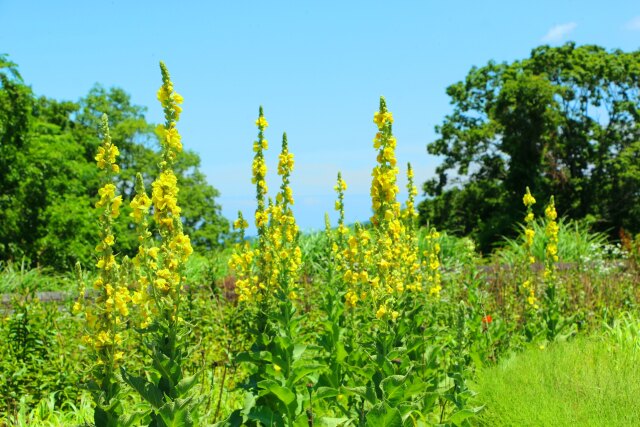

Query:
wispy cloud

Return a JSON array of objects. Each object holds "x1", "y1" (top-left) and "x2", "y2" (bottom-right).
[
  {"x1": 541, "y1": 22, "x2": 577, "y2": 42},
  {"x1": 625, "y1": 16, "x2": 640, "y2": 31}
]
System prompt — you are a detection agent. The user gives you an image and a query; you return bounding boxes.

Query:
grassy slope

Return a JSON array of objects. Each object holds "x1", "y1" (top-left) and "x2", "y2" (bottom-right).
[{"x1": 475, "y1": 336, "x2": 640, "y2": 426}]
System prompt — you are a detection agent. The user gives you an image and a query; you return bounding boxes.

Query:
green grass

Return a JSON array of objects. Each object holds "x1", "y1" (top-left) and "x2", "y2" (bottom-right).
[
  {"x1": 1, "y1": 392, "x2": 93, "y2": 427},
  {"x1": 475, "y1": 332, "x2": 640, "y2": 426},
  {"x1": 0, "y1": 261, "x2": 77, "y2": 293}
]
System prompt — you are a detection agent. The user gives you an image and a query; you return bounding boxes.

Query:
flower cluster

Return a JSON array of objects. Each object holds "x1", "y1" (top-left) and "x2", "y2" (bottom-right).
[
  {"x1": 545, "y1": 196, "x2": 559, "y2": 268},
  {"x1": 423, "y1": 229, "x2": 442, "y2": 298},
  {"x1": 336, "y1": 98, "x2": 425, "y2": 319},
  {"x1": 94, "y1": 122, "x2": 120, "y2": 173},
  {"x1": 157, "y1": 65, "x2": 184, "y2": 162},
  {"x1": 129, "y1": 173, "x2": 155, "y2": 328},
  {"x1": 330, "y1": 173, "x2": 349, "y2": 267},
  {"x1": 151, "y1": 62, "x2": 193, "y2": 300},
  {"x1": 403, "y1": 163, "x2": 419, "y2": 228},
  {"x1": 522, "y1": 187, "x2": 537, "y2": 308},
  {"x1": 229, "y1": 111, "x2": 301, "y2": 304},
  {"x1": 252, "y1": 107, "x2": 269, "y2": 231},
  {"x1": 81, "y1": 114, "x2": 131, "y2": 371}
]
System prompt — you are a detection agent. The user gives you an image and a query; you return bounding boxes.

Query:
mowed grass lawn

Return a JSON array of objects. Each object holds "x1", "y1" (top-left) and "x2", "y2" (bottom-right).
[{"x1": 475, "y1": 333, "x2": 640, "y2": 426}]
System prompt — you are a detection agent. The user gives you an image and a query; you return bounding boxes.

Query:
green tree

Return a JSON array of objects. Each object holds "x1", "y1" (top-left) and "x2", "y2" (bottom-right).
[
  {"x1": 29, "y1": 97, "x2": 98, "y2": 268},
  {"x1": 0, "y1": 59, "x2": 230, "y2": 271},
  {"x1": 0, "y1": 54, "x2": 33, "y2": 262},
  {"x1": 420, "y1": 43, "x2": 640, "y2": 251}
]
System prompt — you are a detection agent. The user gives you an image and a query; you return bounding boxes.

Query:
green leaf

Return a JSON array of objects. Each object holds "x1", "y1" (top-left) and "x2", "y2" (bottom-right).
[
  {"x1": 247, "y1": 405, "x2": 282, "y2": 426},
  {"x1": 315, "y1": 387, "x2": 340, "y2": 400},
  {"x1": 120, "y1": 369, "x2": 163, "y2": 409},
  {"x1": 176, "y1": 372, "x2": 200, "y2": 396},
  {"x1": 292, "y1": 343, "x2": 307, "y2": 361},
  {"x1": 291, "y1": 362, "x2": 326, "y2": 385},
  {"x1": 119, "y1": 410, "x2": 149, "y2": 427},
  {"x1": 343, "y1": 381, "x2": 377, "y2": 405},
  {"x1": 316, "y1": 417, "x2": 349, "y2": 427},
  {"x1": 366, "y1": 402, "x2": 403, "y2": 427},
  {"x1": 157, "y1": 397, "x2": 195, "y2": 427},
  {"x1": 258, "y1": 380, "x2": 296, "y2": 406},
  {"x1": 335, "y1": 342, "x2": 348, "y2": 363},
  {"x1": 449, "y1": 406, "x2": 483, "y2": 425},
  {"x1": 153, "y1": 350, "x2": 182, "y2": 389},
  {"x1": 380, "y1": 375, "x2": 406, "y2": 406}
]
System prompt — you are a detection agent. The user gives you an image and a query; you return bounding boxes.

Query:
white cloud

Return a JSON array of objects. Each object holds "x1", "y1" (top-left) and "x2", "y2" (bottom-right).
[
  {"x1": 625, "y1": 16, "x2": 640, "y2": 31},
  {"x1": 541, "y1": 22, "x2": 577, "y2": 42}
]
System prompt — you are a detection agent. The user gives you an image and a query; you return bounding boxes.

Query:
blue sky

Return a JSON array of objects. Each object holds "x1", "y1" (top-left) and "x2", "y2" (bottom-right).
[{"x1": 1, "y1": 1, "x2": 639, "y2": 233}]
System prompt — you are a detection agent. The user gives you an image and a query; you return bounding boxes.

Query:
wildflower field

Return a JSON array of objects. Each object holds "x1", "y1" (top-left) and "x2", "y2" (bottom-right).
[{"x1": 2, "y1": 59, "x2": 640, "y2": 427}]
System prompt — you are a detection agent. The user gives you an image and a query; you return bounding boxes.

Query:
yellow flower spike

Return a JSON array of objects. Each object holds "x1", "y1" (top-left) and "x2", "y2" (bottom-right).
[
  {"x1": 256, "y1": 116, "x2": 269, "y2": 129},
  {"x1": 523, "y1": 186, "x2": 536, "y2": 207},
  {"x1": 376, "y1": 304, "x2": 388, "y2": 319}
]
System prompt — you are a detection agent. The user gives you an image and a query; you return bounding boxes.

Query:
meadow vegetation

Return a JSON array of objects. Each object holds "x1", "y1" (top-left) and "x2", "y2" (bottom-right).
[{"x1": 1, "y1": 43, "x2": 640, "y2": 426}]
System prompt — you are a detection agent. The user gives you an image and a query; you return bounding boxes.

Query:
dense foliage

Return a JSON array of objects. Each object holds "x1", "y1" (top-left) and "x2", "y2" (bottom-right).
[
  {"x1": 0, "y1": 55, "x2": 229, "y2": 271},
  {"x1": 420, "y1": 43, "x2": 640, "y2": 252}
]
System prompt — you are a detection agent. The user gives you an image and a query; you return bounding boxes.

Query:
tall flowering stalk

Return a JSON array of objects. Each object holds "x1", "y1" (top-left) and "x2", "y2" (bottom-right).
[
  {"x1": 521, "y1": 188, "x2": 537, "y2": 306},
  {"x1": 331, "y1": 173, "x2": 362, "y2": 306},
  {"x1": 121, "y1": 62, "x2": 198, "y2": 426},
  {"x1": 130, "y1": 173, "x2": 154, "y2": 329},
  {"x1": 334, "y1": 172, "x2": 348, "y2": 246},
  {"x1": 269, "y1": 133, "x2": 302, "y2": 301},
  {"x1": 403, "y1": 163, "x2": 418, "y2": 232},
  {"x1": 423, "y1": 228, "x2": 442, "y2": 298},
  {"x1": 402, "y1": 163, "x2": 421, "y2": 294},
  {"x1": 368, "y1": 97, "x2": 422, "y2": 318},
  {"x1": 543, "y1": 196, "x2": 561, "y2": 340},
  {"x1": 81, "y1": 114, "x2": 130, "y2": 426},
  {"x1": 370, "y1": 97, "x2": 401, "y2": 317},
  {"x1": 521, "y1": 187, "x2": 538, "y2": 340},
  {"x1": 228, "y1": 113, "x2": 316, "y2": 426},
  {"x1": 253, "y1": 108, "x2": 269, "y2": 242},
  {"x1": 229, "y1": 108, "x2": 270, "y2": 304}
]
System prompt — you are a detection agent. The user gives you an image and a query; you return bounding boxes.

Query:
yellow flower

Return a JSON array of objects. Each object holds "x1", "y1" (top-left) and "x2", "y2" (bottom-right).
[
  {"x1": 373, "y1": 111, "x2": 394, "y2": 129},
  {"x1": 255, "y1": 116, "x2": 269, "y2": 128},
  {"x1": 525, "y1": 228, "x2": 535, "y2": 245},
  {"x1": 233, "y1": 216, "x2": 249, "y2": 230},
  {"x1": 72, "y1": 301, "x2": 82, "y2": 314},
  {"x1": 545, "y1": 202, "x2": 557, "y2": 221},
  {"x1": 165, "y1": 126, "x2": 182, "y2": 151},
  {"x1": 523, "y1": 187, "x2": 536, "y2": 207},
  {"x1": 111, "y1": 195, "x2": 123, "y2": 218}
]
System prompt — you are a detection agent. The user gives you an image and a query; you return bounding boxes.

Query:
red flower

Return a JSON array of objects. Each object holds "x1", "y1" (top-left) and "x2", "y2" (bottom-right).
[{"x1": 482, "y1": 315, "x2": 493, "y2": 324}]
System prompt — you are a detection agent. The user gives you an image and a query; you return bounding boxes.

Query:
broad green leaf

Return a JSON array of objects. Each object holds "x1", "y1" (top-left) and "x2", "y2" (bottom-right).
[
  {"x1": 120, "y1": 369, "x2": 163, "y2": 409},
  {"x1": 449, "y1": 407, "x2": 483, "y2": 425},
  {"x1": 157, "y1": 397, "x2": 195, "y2": 427},
  {"x1": 315, "y1": 387, "x2": 340, "y2": 400},
  {"x1": 119, "y1": 410, "x2": 149, "y2": 427},
  {"x1": 380, "y1": 375, "x2": 407, "y2": 405},
  {"x1": 366, "y1": 402, "x2": 403, "y2": 427},
  {"x1": 258, "y1": 380, "x2": 296, "y2": 406},
  {"x1": 316, "y1": 417, "x2": 349, "y2": 427},
  {"x1": 176, "y1": 372, "x2": 200, "y2": 396}
]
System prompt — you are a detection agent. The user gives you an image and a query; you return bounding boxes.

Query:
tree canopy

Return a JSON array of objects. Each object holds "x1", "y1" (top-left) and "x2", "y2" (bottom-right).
[
  {"x1": 419, "y1": 43, "x2": 640, "y2": 251},
  {"x1": 0, "y1": 56, "x2": 230, "y2": 270}
]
